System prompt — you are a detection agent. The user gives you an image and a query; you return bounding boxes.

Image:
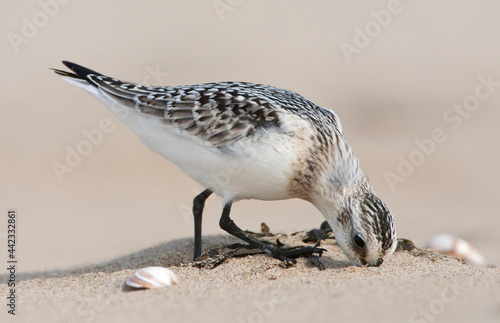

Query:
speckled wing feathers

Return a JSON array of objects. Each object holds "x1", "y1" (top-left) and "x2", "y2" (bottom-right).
[{"x1": 84, "y1": 75, "x2": 291, "y2": 146}]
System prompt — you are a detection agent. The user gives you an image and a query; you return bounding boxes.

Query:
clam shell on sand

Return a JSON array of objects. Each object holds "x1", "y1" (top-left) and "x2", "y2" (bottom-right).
[
  {"x1": 424, "y1": 234, "x2": 485, "y2": 266},
  {"x1": 125, "y1": 266, "x2": 179, "y2": 289}
]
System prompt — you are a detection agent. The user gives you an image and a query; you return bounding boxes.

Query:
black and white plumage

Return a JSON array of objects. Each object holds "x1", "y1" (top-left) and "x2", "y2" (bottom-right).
[{"x1": 53, "y1": 61, "x2": 397, "y2": 267}]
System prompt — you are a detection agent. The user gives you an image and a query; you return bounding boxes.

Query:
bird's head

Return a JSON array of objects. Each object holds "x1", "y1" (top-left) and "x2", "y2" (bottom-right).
[{"x1": 316, "y1": 183, "x2": 397, "y2": 267}]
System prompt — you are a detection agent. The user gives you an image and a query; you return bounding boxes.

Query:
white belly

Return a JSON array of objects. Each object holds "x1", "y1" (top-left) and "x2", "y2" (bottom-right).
[{"x1": 117, "y1": 109, "x2": 296, "y2": 203}]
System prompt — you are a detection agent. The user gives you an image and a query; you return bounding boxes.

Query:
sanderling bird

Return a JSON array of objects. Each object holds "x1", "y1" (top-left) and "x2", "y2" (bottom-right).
[{"x1": 53, "y1": 61, "x2": 397, "y2": 267}]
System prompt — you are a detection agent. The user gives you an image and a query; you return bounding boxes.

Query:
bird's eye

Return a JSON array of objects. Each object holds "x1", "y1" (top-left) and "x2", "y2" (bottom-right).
[{"x1": 354, "y1": 234, "x2": 365, "y2": 249}]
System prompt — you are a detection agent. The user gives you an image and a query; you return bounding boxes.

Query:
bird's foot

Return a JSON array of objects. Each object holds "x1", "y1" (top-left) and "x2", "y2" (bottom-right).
[{"x1": 280, "y1": 246, "x2": 326, "y2": 259}]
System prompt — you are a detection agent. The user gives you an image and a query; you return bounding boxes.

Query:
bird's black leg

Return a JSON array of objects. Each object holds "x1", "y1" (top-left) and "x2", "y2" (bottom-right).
[
  {"x1": 219, "y1": 202, "x2": 324, "y2": 264},
  {"x1": 193, "y1": 189, "x2": 212, "y2": 260}
]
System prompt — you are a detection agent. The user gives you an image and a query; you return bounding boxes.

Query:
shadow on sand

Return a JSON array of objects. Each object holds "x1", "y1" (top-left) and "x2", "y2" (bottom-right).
[{"x1": 2, "y1": 234, "x2": 351, "y2": 283}]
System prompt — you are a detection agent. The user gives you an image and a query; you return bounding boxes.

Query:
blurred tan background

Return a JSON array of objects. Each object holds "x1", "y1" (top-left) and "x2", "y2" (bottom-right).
[{"x1": 2, "y1": 0, "x2": 500, "y2": 273}]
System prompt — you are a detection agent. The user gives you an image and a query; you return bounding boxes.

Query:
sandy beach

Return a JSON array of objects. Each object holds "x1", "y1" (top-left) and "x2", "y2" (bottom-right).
[
  {"x1": 2, "y1": 1, "x2": 500, "y2": 322},
  {"x1": 3, "y1": 231, "x2": 499, "y2": 323}
]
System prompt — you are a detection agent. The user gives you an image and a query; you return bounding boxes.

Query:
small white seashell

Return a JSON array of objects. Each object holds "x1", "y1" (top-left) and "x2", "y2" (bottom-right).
[
  {"x1": 424, "y1": 234, "x2": 485, "y2": 266},
  {"x1": 125, "y1": 266, "x2": 179, "y2": 289}
]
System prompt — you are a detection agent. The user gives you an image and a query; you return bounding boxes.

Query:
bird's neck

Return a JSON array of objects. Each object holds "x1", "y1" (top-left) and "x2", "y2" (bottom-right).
[{"x1": 311, "y1": 149, "x2": 369, "y2": 222}]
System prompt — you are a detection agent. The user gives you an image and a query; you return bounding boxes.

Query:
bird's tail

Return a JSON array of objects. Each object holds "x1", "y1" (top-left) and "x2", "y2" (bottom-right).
[
  {"x1": 52, "y1": 61, "x2": 102, "y2": 80},
  {"x1": 52, "y1": 61, "x2": 104, "y2": 95}
]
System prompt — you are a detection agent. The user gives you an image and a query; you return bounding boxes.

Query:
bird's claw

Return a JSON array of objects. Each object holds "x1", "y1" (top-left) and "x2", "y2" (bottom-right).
[{"x1": 282, "y1": 246, "x2": 326, "y2": 259}]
